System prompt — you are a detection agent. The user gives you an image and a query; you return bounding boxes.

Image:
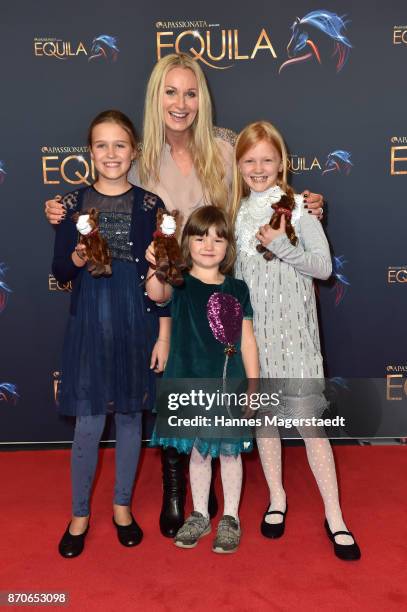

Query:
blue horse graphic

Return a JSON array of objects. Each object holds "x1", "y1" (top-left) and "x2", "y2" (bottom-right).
[
  {"x1": 89, "y1": 35, "x2": 119, "y2": 62},
  {"x1": 322, "y1": 150, "x2": 353, "y2": 175},
  {"x1": 332, "y1": 255, "x2": 350, "y2": 305},
  {"x1": 0, "y1": 383, "x2": 19, "y2": 403},
  {"x1": 0, "y1": 161, "x2": 6, "y2": 184},
  {"x1": 0, "y1": 263, "x2": 11, "y2": 314},
  {"x1": 280, "y1": 11, "x2": 352, "y2": 74}
]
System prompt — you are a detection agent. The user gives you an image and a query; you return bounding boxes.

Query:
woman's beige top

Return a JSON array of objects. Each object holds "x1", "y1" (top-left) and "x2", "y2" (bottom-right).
[{"x1": 127, "y1": 127, "x2": 236, "y2": 228}]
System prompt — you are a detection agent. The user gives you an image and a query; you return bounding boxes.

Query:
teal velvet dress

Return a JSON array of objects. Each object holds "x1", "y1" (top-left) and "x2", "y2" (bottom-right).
[{"x1": 150, "y1": 273, "x2": 254, "y2": 457}]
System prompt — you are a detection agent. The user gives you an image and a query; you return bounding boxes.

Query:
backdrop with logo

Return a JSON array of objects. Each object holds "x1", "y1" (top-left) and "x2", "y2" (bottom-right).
[{"x1": 1, "y1": 0, "x2": 406, "y2": 444}]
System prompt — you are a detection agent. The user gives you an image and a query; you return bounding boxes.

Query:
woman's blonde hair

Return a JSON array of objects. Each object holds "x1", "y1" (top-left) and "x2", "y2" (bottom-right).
[
  {"x1": 230, "y1": 121, "x2": 294, "y2": 223},
  {"x1": 140, "y1": 53, "x2": 228, "y2": 208},
  {"x1": 181, "y1": 206, "x2": 236, "y2": 274}
]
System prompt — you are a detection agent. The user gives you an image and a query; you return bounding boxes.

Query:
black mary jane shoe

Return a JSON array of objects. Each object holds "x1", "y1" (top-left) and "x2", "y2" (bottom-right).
[
  {"x1": 113, "y1": 514, "x2": 143, "y2": 547},
  {"x1": 324, "y1": 519, "x2": 361, "y2": 561},
  {"x1": 58, "y1": 523, "x2": 89, "y2": 558},
  {"x1": 260, "y1": 505, "x2": 288, "y2": 539}
]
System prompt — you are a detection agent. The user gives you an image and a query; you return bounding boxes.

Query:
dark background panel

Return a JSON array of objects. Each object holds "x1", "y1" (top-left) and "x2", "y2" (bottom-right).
[{"x1": 1, "y1": 1, "x2": 406, "y2": 443}]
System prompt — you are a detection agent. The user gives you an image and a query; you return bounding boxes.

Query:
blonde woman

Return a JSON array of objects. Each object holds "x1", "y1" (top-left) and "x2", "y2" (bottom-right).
[
  {"x1": 45, "y1": 53, "x2": 324, "y2": 538},
  {"x1": 133, "y1": 53, "x2": 233, "y2": 225}
]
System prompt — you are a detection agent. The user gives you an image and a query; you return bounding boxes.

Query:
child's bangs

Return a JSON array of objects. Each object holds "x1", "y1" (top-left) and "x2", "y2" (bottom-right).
[{"x1": 185, "y1": 207, "x2": 230, "y2": 240}]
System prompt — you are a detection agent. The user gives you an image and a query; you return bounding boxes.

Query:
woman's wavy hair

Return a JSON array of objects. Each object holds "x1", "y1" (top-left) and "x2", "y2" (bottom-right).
[
  {"x1": 140, "y1": 53, "x2": 228, "y2": 209},
  {"x1": 181, "y1": 206, "x2": 236, "y2": 274}
]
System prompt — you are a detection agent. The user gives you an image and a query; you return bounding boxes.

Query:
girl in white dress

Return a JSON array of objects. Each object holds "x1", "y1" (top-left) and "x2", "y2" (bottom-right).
[{"x1": 231, "y1": 121, "x2": 360, "y2": 560}]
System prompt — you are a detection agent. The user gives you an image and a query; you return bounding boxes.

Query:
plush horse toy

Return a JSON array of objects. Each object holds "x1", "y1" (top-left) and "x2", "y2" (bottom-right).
[
  {"x1": 153, "y1": 209, "x2": 186, "y2": 286},
  {"x1": 73, "y1": 208, "x2": 112, "y2": 277},
  {"x1": 256, "y1": 194, "x2": 298, "y2": 261}
]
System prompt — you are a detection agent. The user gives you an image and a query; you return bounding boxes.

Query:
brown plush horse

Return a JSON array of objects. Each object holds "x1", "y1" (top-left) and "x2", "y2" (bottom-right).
[
  {"x1": 73, "y1": 208, "x2": 112, "y2": 277},
  {"x1": 153, "y1": 209, "x2": 186, "y2": 286},
  {"x1": 256, "y1": 193, "x2": 298, "y2": 261}
]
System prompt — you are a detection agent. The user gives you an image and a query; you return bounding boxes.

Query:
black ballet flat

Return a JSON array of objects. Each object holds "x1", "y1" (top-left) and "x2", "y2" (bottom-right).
[
  {"x1": 260, "y1": 505, "x2": 288, "y2": 539},
  {"x1": 58, "y1": 522, "x2": 89, "y2": 558},
  {"x1": 113, "y1": 514, "x2": 143, "y2": 547},
  {"x1": 324, "y1": 519, "x2": 361, "y2": 561}
]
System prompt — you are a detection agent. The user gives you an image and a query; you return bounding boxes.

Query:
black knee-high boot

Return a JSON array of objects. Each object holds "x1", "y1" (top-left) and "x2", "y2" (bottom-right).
[
  {"x1": 159, "y1": 448, "x2": 219, "y2": 537},
  {"x1": 160, "y1": 446, "x2": 186, "y2": 537}
]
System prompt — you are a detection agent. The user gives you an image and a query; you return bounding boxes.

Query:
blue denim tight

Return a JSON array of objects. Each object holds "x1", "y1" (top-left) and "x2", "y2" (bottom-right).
[{"x1": 71, "y1": 413, "x2": 142, "y2": 517}]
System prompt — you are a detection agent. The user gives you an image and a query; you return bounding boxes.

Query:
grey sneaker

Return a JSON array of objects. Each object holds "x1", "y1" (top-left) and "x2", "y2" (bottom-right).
[
  {"x1": 174, "y1": 512, "x2": 211, "y2": 548},
  {"x1": 212, "y1": 515, "x2": 241, "y2": 554}
]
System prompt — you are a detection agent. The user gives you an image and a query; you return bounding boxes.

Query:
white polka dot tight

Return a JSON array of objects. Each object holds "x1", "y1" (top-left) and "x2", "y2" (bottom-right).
[
  {"x1": 302, "y1": 435, "x2": 349, "y2": 536},
  {"x1": 257, "y1": 434, "x2": 286, "y2": 524},
  {"x1": 189, "y1": 446, "x2": 242, "y2": 520},
  {"x1": 257, "y1": 431, "x2": 351, "y2": 541}
]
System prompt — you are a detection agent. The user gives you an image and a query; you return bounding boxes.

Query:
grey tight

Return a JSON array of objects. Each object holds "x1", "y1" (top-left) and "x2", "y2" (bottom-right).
[{"x1": 71, "y1": 413, "x2": 142, "y2": 516}]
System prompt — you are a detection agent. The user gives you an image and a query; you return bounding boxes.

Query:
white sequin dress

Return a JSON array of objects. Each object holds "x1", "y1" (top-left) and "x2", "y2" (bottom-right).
[{"x1": 235, "y1": 186, "x2": 332, "y2": 412}]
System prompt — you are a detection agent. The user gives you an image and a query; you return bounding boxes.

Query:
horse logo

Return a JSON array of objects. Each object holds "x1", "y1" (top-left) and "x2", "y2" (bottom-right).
[
  {"x1": 279, "y1": 10, "x2": 352, "y2": 74},
  {"x1": 0, "y1": 383, "x2": 19, "y2": 404},
  {"x1": 0, "y1": 263, "x2": 11, "y2": 314},
  {"x1": 322, "y1": 150, "x2": 353, "y2": 175},
  {"x1": 0, "y1": 161, "x2": 6, "y2": 185},
  {"x1": 332, "y1": 255, "x2": 350, "y2": 305},
  {"x1": 89, "y1": 35, "x2": 119, "y2": 62}
]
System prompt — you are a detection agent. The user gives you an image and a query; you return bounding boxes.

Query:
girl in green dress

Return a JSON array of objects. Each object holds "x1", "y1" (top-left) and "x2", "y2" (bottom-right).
[{"x1": 146, "y1": 206, "x2": 259, "y2": 553}]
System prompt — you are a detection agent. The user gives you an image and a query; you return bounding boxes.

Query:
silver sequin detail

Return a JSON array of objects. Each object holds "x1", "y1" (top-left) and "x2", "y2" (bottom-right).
[
  {"x1": 81, "y1": 188, "x2": 135, "y2": 262},
  {"x1": 235, "y1": 190, "x2": 325, "y2": 381}
]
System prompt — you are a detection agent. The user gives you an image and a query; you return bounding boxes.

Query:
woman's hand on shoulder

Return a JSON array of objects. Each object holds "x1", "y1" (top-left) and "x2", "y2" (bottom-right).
[
  {"x1": 45, "y1": 195, "x2": 65, "y2": 225},
  {"x1": 302, "y1": 191, "x2": 324, "y2": 219}
]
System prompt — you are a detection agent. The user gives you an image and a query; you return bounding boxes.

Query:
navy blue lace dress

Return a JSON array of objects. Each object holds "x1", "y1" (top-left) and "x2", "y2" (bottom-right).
[{"x1": 52, "y1": 185, "x2": 168, "y2": 416}]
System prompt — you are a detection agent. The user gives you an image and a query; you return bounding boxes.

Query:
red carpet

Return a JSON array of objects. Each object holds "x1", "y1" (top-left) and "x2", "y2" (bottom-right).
[{"x1": 1, "y1": 446, "x2": 406, "y2": 611}]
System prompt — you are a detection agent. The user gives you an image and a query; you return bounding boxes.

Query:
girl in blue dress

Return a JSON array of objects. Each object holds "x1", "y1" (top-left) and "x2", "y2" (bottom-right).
[
  {"x1": 52, "y1": 110, "x2": 170, "y2": 558},
  {"x1": 146, "y1": 206, "x2": 259, "y2": 553}
]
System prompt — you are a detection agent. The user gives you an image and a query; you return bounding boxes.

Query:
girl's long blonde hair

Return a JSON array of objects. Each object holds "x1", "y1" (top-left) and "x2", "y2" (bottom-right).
[
  {"x1": 230, "y1": 121, "x2": 294, "y2": 223},
  {"x1": 140, "y1": 53, "x2": 228, "y2": 208}
]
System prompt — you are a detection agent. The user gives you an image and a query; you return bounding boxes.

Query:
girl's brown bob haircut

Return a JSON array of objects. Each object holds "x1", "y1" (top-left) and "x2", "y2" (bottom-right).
[
  {"x1": 87, "y1": 109, "x2": 138, "y2": 150},
  {"x1": 181, "y1": 206, "x2": 236, "y2": 274}
]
